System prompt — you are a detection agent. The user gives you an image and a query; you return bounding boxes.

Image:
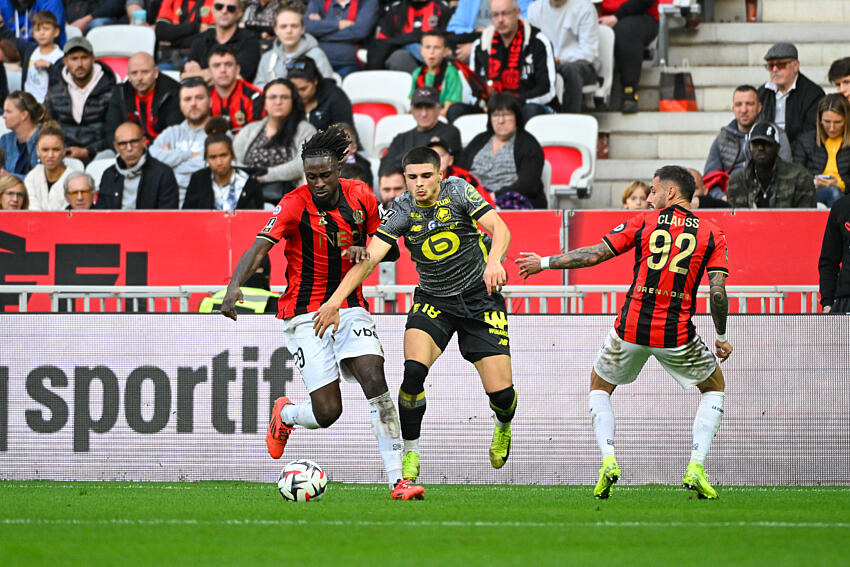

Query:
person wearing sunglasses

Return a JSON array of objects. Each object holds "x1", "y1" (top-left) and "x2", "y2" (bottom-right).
[
  {"x1": 287, "y1": 56, "x2": 353, "y2": 133},
  {"x1": 757, "y1": 42, "x2": 825, "y2": 147},
  {"x1": 183, "y1": 0, "x2": 262, "y2": 83}
]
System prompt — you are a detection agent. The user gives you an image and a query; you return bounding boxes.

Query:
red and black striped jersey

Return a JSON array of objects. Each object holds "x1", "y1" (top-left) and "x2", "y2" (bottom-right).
[
  {"x1": 602, "y1": 204, "x2": 729, "y2": 348},
  {"x1": 257, "y1": 179, "x2": 382, "y2": 319},
  {"x1": 210, "y1": 79, "x2": 264, "y2": 133}
]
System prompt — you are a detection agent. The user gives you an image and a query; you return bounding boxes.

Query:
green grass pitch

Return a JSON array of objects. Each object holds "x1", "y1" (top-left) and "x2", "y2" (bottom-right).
[{"x1": 1, "y1": 481, "x2": 847, "y2": 566}]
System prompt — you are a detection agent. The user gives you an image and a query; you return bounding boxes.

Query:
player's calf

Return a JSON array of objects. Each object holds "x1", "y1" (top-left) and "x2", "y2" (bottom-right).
[{"x1": 398, "y1": 360, "x2": 428, "y2": 457}]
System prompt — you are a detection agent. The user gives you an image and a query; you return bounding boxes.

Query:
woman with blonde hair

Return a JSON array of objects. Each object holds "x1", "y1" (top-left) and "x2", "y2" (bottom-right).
[
  {"x1": 793, "y1": 93, "x2": 850, "y2": 207},
  {"x1": 621, "y1": 180, "x2": 650, "y2": 209},
  {"x1": 25, "y1": 122, "x2": 79, "y2": 211},
  {"x1": 1, "y1": 91, "x2": 50, "y2": 178},
  {"x1": 0, "y1": 174, "x2": 29, "y2": 210}
]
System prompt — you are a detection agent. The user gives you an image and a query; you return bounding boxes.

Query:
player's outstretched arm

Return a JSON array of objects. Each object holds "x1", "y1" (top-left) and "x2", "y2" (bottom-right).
[
  {"x1": 221, "y1": 238, "x2": 274, "y2": 321},
  {"x1": 476, "y1": 209, "x2": 511, "y2": 294},
  {"x1": 709, "y1": 271, "x2": 733, "y2": 361},
  {"x1": 312, "y1": 237, "x2": 394, "y2": 337},
  {"x1": 516, "y1": 243, "x2": 615, "y2": 278}
]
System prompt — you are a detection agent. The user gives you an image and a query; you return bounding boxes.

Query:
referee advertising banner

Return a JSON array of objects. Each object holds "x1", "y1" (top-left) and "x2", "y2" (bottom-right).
[{"x1": 1, "y1": 315, "x2": 848, "y2": 485}]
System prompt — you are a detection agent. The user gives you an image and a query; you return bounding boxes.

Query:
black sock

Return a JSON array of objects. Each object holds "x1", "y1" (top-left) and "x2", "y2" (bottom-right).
[
  {"x1": 398, "y1": 360, "x2": 428, "y2": 440},
  {"x1": 487, "y1": 385, "x2": 517, "y2": 424}
]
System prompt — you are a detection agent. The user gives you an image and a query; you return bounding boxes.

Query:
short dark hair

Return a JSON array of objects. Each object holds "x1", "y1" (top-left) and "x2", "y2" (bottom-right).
[
  {"x1": 828, "y1": 57, "x2": 850, "y2": 83},
  {"x1": 204, "y1": 116, "x2": 234, "y2": 158},
  {"x1": 207, "y1": 44, "x2": 237, "y2": 62},
  {"x1": 287, "y1": 56, "x2": 320, "y2": 83},
  {"x1": 486, "y1": 92, "x2": 524, "y2": 131},
  {"x1": 401, "y1": 146, "x2": 441, "y2": 171},
  {"x1": 422, "y1": 30, "x2": 445, "y2": 44},
  {"x1": 378, "y1": 163, "x2": 404, "y2": 179},
  {"x1": 654, "y1": 165, "x2": 696, "y2": 201},
  {"x1": 180, "y1": 76, "x2": 208, "y2": 94},
  {"x1": 340, "y1": 162, "x2": 368, "y2": 183},
  {"x1": 733, "y1": 84, "x2": 758, "y2": 96}
]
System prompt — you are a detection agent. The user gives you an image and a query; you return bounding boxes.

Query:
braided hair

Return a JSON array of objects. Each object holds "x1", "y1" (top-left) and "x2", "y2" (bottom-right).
[{"x1": 301, "y1": 123, "x2": 351, "y2": 162}]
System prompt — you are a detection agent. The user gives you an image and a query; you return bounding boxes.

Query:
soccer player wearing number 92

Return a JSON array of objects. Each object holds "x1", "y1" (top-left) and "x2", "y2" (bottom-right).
[
  {"x1": 313, "y1": 146, "x2": 517, "y2": 484},
  {"x1": 517, "y1": 165, "x2": 733, "y2": 500}
]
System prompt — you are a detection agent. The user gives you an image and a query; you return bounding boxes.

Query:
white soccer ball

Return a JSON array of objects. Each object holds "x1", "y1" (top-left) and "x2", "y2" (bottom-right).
[{"x1": 277, "y1": 459, "x2": 327, "y2": 502}]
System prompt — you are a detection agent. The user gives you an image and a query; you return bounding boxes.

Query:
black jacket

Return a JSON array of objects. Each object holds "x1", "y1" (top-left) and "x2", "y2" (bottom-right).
[
  {"x1": 307, "y1": 78, "x2": 353, "y2": 133},
  {"x1": 94, "y1": 153, "x2": 179, "y2": 209},
  {"x1": 458, "y1": 129, "x2": 546, "y2": 209},
  {"x1": 182, "y1": 167, "x2": 264, "y2": 209},
  {"x1": 818, "y1": 194, "x2": 850, "y2": 306},
  {"x1": 45, "y1": 62, "x2": 118, "y2": 156},
  {"x1": 104, "y1": 73, "x2": 182, "y2": 146},
  {"x1": 380, "y1": 121, "x2": 462, "y2": 171},
  {"x1": 792, "y1": 129, "x2": 850, "y2": 182},
  {"x1": 758, "y1": 72, "x2": 824, "y2": 146},
  {"x1": 186, "y1": 27, "x2": 262, "y2": 83}
]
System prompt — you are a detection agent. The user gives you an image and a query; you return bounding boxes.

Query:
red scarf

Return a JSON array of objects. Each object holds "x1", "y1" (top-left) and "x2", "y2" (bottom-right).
[
  {"x1": 416, "y1": 60, "x2": 447, "y2": 91},
  {"x1": 488, "y1": 24, "x2": 523, "y2": 94}
]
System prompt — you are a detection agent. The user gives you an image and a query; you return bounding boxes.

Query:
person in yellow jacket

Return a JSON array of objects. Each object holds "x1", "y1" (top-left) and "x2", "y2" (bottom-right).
[{"x1": 199, "y1": 254, "x2": 279, "y2": 314}]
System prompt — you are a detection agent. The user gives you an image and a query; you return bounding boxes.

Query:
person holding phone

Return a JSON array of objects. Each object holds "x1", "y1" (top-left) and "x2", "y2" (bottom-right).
[{"x1": 793, "y1": 93, "x2": 850, "y2": 208}]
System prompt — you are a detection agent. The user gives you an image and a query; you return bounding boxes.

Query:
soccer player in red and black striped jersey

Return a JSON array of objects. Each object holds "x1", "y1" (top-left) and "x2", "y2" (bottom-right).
[
  {"x1": 518, "y1": 165, "x2": 733, "y2": 500},
  {"x1": 220, "y1": 124, "x2": 424, "y2": 500}
]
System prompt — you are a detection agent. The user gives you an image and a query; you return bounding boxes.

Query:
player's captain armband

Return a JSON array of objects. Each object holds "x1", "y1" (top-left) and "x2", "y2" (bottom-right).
[{"x1": 261, "y1": 217, "x2": 277, "y2": 233}]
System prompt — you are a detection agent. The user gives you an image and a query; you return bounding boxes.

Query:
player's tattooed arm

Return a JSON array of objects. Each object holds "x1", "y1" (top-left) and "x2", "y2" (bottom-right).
[
  {"x1": 517, "y1": 244, "x2": 614, "y2": 278},
  {"x1": 708, "y1": 271, "x2": 728, "y2": 335}
]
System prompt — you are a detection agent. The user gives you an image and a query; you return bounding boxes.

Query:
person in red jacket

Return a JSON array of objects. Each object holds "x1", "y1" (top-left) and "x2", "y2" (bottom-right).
[{"x1": 597, "y1": 0, "x2": 658, "y2": 113}]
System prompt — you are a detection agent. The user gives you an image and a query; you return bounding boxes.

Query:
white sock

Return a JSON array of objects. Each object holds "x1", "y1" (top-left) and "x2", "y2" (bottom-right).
[
  {"x1": 368, "y1": 392, "x2": 403, "y2": 487},
  {"x1": 589, "y1": 390, "x2": 616, "y2": 459},
  {"x1": 281, "y1": 401, "x2": 320, "y2": 429},
  {"x1": 690, "y1": 391, "x2": 724, "y2": 465},
  {"x1": 495, "y1": 417, "x2": 510, "y2": 431},
  {"x1": 403, "y1": 439, "x2": 419, "y2": 454}
]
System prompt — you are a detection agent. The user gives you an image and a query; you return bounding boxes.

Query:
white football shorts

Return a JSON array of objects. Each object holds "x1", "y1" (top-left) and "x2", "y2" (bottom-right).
[
  {"x1": 281, "y1": 306, "x2": 384, "y2": 393},
  {"x1": 593, "y1": 328, "x2": 718, "y2": 390}
]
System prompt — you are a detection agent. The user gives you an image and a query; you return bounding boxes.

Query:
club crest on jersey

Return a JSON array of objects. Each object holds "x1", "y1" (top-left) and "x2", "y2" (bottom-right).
[
  {"x1": 353, "y1": 209, "x2": 364, "y2": 224},
  {"x1": 611, "y1": 222, "x2": 626, "y2": 233},
  {"x1": 436, "y1": 207, "x2": 451, "y2": 223}
]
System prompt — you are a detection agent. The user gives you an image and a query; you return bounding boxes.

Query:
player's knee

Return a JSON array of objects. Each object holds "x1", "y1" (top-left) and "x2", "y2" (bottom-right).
[
  {"x1": 487, "y1": 385, "x2": 517, "y2": 422},
  {"x1": 313, "y1": 401, "x2": 343, "y2": 428},
  {"x1": 399, "y1": 360, "x2": 428, "y2": 406}
]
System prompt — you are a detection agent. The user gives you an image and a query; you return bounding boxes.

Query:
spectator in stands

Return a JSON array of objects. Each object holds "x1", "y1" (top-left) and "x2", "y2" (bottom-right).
[
  {"x1": 366, "y1": 0, "x2": 451, "y2": 72},
  {"x1": 446, "y1": 0, "x2": 533, "y2": 63},
  {"x1": 380, "y1": 85, "x2": 462, "y2": 170},
  {"x1": 206, "y1": 45, "x2": 264, "y2": 133},
  {"x1": 596, "y1": 0, "x2": 658, "y2": 114},
  {"x1": 242, "y1": 0, "x2": 283, "y2": 48},
  {"x1": 828, "y1": 57, "x2": 850, "y2": 102},
  {"x1": 44, "y1": 36, "x2": 117, "y2": 163},
  {"x1": 410, "y1": 30, "x2": 463, "y2": 118},
  {"x1": 66, "y1": 0, "x2": 146, "y2": 32},
  {"x1": 0, "y1": 0, "x2": 66, "y2": 46},
  {"x1": 705, "y1": 85, "x2": 792, "y2": 178},
  {"x1": 233, "y1": 77, "x2": 316, "y2": 202},
  {"x1": 287, "y1": 56, "x2": 352, "y2": 132},
  {"x1": 758, "y1": 42, "x2": 825, "y2": 147},
  {"x1": 25, "y1": 121, "x2": 79, "y2": 210},
  {"x1": 62, "y1": 170, "x2": 95, "y2": 209},
  {"x1": 0, "y1": 173, "x2": 28, "y2": 209},
  {"x1": 793, "y1": 94, "x2": 850, "y2": 209},
  {"x1": 155, "y1": 0, "x2": 216, "y2": 70},
  {"x1": 818, "y1": 192, "x2": 850, "y2": 313},
  {"x1": 448, "y1": 0, "x2": 557, "y2": 123},
  {"x1": 377, "y1": 162, "x2": 405, "y2": 213},
  {"x1": 426, "y1": 137, "x2": 495, "y2": 206},
  {"x1": 527, "y1": 0, "x2": 599, "y2": 114},
  {"x1": 255, "y1": 3, "x2": 334, "y2": 89},
  {"x1": 183, "y1": 0, "x2": 261, "y2": 83},
  {"x1": 339, "y1": 161, "x2": 370, "y2": 185},
  {"x1": 96, "y1": 121, "x2": 180, "y2": 209},
  {"x1": 184, "y1": 117, "x2": 264, "y2": 209},
  {"x1": 339, "y1": 121, "x2": 373, "y2": 188},
  {"x1": 621, "y1": 179, "x2": 648, "y2": 209},
  {"x1": 727, "y1": 121, "x2": 815, "y2": 209},
  {"x1": 199, "y1": 253, "x2": 279, "y2": 313},
  {"x1": 688, "y1": 168, "x2": 729, "y2": 209},
  {"x1": 304, "y1": 0, "x2": 378, "y2": 77},
  {"x1": 0, "y1": 10, "x2": 62, "y2": 103},
  {"x1": 1, "y1": 91, "x2": 48, "y2": 178},
  {"x1": 105, "y1": 52, "x2": 183, "y2": 147},
  {"x1": 150, "y1": 77, "x2": 212, "y2": 205},
  {"x1": 457, "y1": 91, "x2": 545, "y2": 208}
]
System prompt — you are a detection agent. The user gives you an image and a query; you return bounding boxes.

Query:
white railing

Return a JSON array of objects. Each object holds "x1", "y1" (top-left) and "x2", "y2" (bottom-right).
[{"x1": 0, "y1": 285, "x2": 822, "y2": 314}]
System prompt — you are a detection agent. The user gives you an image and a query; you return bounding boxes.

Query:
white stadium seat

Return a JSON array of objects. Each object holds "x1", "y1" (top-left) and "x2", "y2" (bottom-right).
[
  {"x1": 86, "y1": 159, "x2": 115, "y2": 188},
  {"x1": 525, "y1": 114, "x2": 597, "y2": 202},
  {"x1": 161, "y1": 69, "x2": 182, "y2": 82},
  {"x1": 353, "y1": 113, "x2": 375, "y2": 158},
  {"x1": 453, "y1": 113, "x2": 488, "y2": 147},
  {"x1": 65, "y1": 25, "x2": 82, "y2": 39},
  {"x1": 64, "y1": 158, "x2": 86, "y2": 172},
  {"x1": 87, "y1": 25, "x2": 156, "y2": 80},
  {"x1": 583, "y1": 25, "x2": 615, "y2": 104},
  {"x1": 6, "y1": 70, "x2": 21, "y2": 92},
  {"x1": 341, "y1": 70, "x2": 412, "y2": 125},
  {"x1": 373, "y1": 114, "x2": 417, "y2": 158}
]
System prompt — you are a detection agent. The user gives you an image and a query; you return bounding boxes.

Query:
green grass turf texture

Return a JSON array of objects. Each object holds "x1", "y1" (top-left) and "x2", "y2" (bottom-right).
[{"x1": 0, "y1": 482, "x2": 847, "y2": 566}]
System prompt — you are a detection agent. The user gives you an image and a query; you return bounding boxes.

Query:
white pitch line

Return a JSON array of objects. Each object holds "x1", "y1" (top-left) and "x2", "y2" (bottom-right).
[{"x1": 1, "y1": 518, "x2": 848, "y2": 529}]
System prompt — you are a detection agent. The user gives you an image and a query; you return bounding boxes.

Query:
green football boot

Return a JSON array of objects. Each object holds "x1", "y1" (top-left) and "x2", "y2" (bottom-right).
[
  {"x1": 402, "y1": 451, "x2": 420, "y2": 481},
  {"x1": 489, "y1": 423, "x2": 512, "y2": 468},
  {"x1": 682, "y1": 462, "x2": 718, "y2": 499},
  {"x1": 593, "y1": 455, "x2": 621, "y2": 499}
]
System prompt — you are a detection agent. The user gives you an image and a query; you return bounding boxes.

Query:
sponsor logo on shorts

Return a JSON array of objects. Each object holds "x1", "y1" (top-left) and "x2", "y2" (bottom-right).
[{"x1": 353, "y1": 328, "x2": 378, "y2": 338}]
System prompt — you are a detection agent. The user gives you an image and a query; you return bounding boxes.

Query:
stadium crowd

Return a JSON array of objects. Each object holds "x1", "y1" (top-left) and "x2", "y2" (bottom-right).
[{"x1": 0, "y1": 0, "x2": 847, "y2": 213}]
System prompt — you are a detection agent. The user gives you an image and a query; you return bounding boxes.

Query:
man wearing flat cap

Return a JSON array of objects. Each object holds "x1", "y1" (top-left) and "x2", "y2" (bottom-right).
[
  {"x1": 45, "y1": 36, "x2": 118, "y2": 163},
  {"x1": 727, "y1": 121, "x2": 815, "y2": 208},
  {"x1": 757, "y1": 42, "x2": 824, "y2": 146}
]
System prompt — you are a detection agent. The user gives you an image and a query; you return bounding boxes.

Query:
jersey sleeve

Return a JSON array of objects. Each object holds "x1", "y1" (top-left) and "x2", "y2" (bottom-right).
[
  {"x1": 706, "y1": 228, "x2": 729, "y2": 276},
  {"x1": 362, "y1": 190, "x2": 382, "y2": 235},
  {"x1": 257, "y1": 200, "x2": 296, "y2": 244},
  {"x1": 375, "y1": 198, "x2": 412, "y2": 244},
  {"x1": 461, "y1": 180, "x2": 492, "y2": 220},
  {"x1": 601, "y1": 214, "x2": 643, "y2": 255}
]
